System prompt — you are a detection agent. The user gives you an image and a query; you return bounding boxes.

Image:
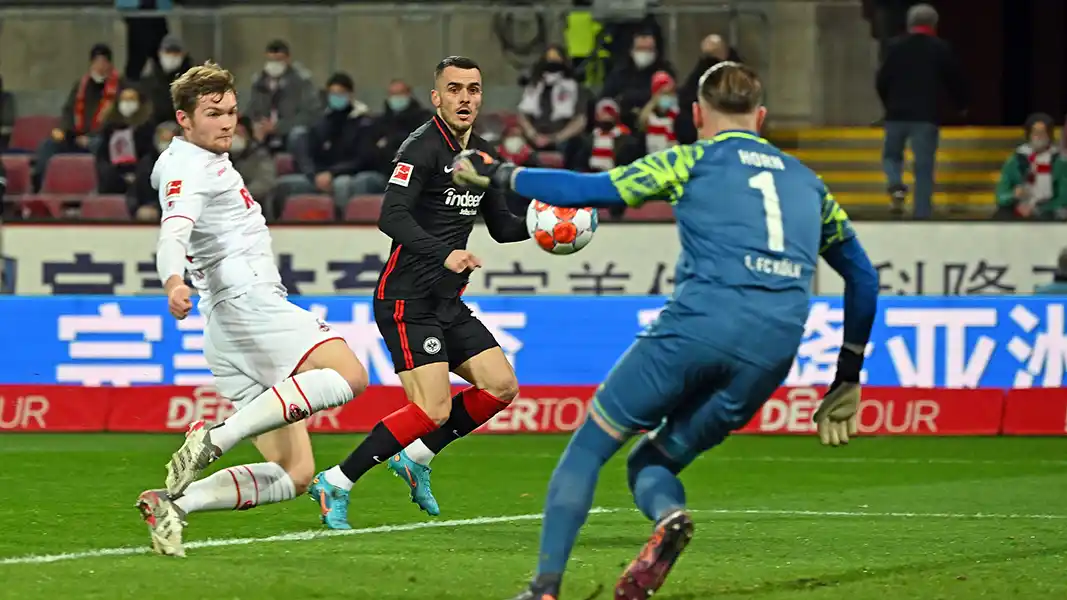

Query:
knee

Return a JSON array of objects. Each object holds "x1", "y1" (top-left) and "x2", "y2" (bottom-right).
[
  {"x1": 340, "y1": 361, "x2": 369, "y2": 398},
  {"x1": 418, "y1": 392, "x2": 453, "y2": 425},
  {"x1": 486, "y1": 375, "x2": 519, "y2": 404},
  {"x1": 626, "y1": 435, "x2": 678, "y2": 488}
]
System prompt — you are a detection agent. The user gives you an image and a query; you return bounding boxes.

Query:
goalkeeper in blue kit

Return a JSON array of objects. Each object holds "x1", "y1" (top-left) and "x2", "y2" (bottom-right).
[{"x1": 452, "y1": 62, "x2": 880, "y2": 600}]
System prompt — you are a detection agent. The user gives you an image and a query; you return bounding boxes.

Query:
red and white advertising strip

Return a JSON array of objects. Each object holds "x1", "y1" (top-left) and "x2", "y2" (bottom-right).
[{"x1": 0, "y1": 384, "x2": 1044, "y2": 436}]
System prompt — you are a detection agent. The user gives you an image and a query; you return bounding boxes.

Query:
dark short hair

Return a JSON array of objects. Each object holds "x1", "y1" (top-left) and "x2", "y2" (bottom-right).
[
  {"x1": 326, "y1": 72, "x2": 354, "y2": 92},
  {"x1": 434, "y1": 56, "x2": 480, "y2": 84},
  {"x1": 90, "y1": 43, "x2": 113, "y2": 62},
  {"x1": 266, "y1": 39, "x2": 290, "y2": 55},
  {"x1": 698, "y1": 61, "x2": 763, "y2": 115}
]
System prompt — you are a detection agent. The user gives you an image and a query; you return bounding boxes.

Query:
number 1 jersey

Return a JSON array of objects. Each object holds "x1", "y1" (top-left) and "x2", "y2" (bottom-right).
[{"x1": 606, "y1": 132, "x2": 856, "y2": 368}]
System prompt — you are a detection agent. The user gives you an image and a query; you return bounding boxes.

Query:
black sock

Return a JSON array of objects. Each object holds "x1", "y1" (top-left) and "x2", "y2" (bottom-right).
[
  {"x1": 338, "y1": 422, "x2": 403, "y2": 482},
  {"x1": 419, "y1": 391, "x2": 480, "y2": 454}
]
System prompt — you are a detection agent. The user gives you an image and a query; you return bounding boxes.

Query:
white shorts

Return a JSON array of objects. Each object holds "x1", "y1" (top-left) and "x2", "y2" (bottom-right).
[{"x1": 203, "y1": 287, "x2": 342, "y2": 409}]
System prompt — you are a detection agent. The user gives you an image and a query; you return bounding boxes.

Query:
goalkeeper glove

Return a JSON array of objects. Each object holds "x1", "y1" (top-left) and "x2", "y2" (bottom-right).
[
  {"x1": 451, "y1": 149, "x2": 519, "y2": 191},
  {"x1": 812, "y1": 345, "x2": 863, "y2": 447}
]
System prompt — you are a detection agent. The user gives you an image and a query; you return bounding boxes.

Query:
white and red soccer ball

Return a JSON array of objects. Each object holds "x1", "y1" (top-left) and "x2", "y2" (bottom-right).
[{"x1": 525, "y1": 201, "x2": 598, "y2": 255}]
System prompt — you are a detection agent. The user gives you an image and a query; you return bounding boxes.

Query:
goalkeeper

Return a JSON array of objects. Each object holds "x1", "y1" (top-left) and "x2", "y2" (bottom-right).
[{"x1": 452, "y1": 62, "x2": 879, "y2": 600}]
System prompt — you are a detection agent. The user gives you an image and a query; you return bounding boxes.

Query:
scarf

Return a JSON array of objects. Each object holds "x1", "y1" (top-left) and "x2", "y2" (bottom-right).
[
  {"x1": 74, "y1": 71, "x2": 120, "y2": 134},
  {"x1": 518, "y1": 76, "x2": 579, "y2": 122}
]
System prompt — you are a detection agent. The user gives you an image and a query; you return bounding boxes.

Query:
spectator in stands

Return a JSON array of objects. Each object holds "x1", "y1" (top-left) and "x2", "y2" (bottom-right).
[
  {"x1": 275, "y1": 72, "x2": 378, "y2": 216},
  {"x1": 230, "y1": 117, "x2": 278, "y2": 215},
  {"x1": 245, "y1": 39, "x2": 321, "y2": 156},
  {"x1": 994, "y1": 113, "x2": 1067, "y2": 221},
  {"x1": 497, "y1": 124, "x2": 541, "y2": 215},
  {"x1": 95, "y1": 86, "x2": 156, "y2": 198},
  {"x1": 141, "y1": 34, "x2": 192, "y2": 125},
  {"x1": 33, "y1": 44, "x2": 124, "y2": 190},
  {"x1": 516, "y1": 45, "x2": 590, "y2": 166},
  {"x1": 575, "y1": 98, "x2": 640, "y2": 219},
  {"x1": 132, "y1": 120, "x2": 178, "y2": 221},
  {"x1": 676, "y1": 34, "x2": 741, "y2": 144},
  {"x1": 877, "y1": 3, "x2": 967, "y2": 219},
  {"x1": 600, "y1": 31, "x2": 675, "y2": 130},
  {"x1": 1034, "y1": 249, "x2": 1067, "y2": 294},
  {"x1": 0, "y1": 75, "x2": 14, "y2": 151},
  {"x1": 637, "y1": 71, "x2": 679, "y2": 154},
  {"x1": 365, "y1": 78, "x2": 432, "y2": 178}
]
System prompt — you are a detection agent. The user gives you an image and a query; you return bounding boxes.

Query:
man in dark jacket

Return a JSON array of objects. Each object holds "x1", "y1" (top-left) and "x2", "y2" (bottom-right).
[
  {"x1": 675, "y1": 34, "x2": 742, "y2": 144},
  {"x1": 365, "y1": 79, "x2": 432, "y2": 177},
  {"x1": 599, "y1": 31, "x2": 675, "y2": 130},
  {"x1": 877, "y1": 3, "x2": 968, "y2": 219},
  {"x1": 275, "y1": 72, "x2": 378, "y2": 215},
  {"x1": 140, "y1": 34, "x2": 193, "y2": 125}
]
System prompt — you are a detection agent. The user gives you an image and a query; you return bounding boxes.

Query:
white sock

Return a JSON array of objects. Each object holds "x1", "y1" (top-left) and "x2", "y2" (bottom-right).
[
  {"x1": 210, "y1": 368, "x2": 353, "y2": 454},
  {"x1": 173, "y1": 462, "x2": 295, "y2": 514},
  {"x1": 323, "y1": 465, "x2": 355, "y2": 491},
  {"x1": 404, "y1": 439, "x2": 436, "y2": 466}
]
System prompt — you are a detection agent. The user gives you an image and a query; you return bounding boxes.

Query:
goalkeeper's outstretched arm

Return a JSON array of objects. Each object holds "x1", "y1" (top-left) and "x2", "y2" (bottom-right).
[{"x1": 512, "y1": 169, "x2": 625, "y2": 208}]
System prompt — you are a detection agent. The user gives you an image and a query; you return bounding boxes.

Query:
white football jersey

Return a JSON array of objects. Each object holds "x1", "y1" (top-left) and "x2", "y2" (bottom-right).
[{"x1": 152, "y1": 137, "x2": 282, "y2": 315}]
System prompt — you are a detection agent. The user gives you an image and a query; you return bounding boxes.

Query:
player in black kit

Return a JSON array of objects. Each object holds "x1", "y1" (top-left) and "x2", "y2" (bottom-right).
[{"x1": 308, "y1": 56, "x2": 531, "y2": 528}]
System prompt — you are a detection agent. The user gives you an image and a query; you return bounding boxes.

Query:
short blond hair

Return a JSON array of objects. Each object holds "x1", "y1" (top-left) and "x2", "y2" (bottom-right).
[{"x1": 170, "y1": 61, "x2": 237, "y2": 115}]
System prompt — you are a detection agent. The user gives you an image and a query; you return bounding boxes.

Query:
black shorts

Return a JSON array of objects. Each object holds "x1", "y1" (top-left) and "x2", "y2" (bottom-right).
[{"x1": 374, "y1": 297, "x2": 499, "y2": 373}]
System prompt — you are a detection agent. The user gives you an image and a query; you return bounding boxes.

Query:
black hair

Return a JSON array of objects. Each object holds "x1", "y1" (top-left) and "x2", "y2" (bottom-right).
[
  {"x1": 434, "y1": 56, "x2": 481, "y2": 84},
  {"x1": 326, "y1": 72, "x2": 355, "y2": 92}
]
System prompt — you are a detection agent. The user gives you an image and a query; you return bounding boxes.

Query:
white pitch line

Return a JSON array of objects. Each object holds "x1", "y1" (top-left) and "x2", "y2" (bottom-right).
[
  {"x1": 688, "y1": 508, "x2": 1067, "y2": 520},
  {"x1": 4, "y1": 506, "x2": 1067, "y2": 567},
  {"x1": 0, "y1": 508, "x2": 611, "y2": 567}
]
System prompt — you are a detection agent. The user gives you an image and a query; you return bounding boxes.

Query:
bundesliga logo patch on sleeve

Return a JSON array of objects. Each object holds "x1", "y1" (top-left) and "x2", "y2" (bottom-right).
[
  {"x1": 389, "y1": 162, "x2": 414, "y2": 187},
  {"x1": 165, "y1": 180, "x2": 182, "y2": 198}
]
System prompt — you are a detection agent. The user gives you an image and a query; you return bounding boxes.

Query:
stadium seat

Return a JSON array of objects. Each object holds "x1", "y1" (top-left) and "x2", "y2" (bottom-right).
[
  {"x1": 80, "y1": 195, "x2": 131, "y2": 220},
  {"x1": 274, "y1": 153, "x2": 295, "y2": 176},
  {"x1": 1, "y1": 155, "x2": 32, "y2": 194},
  {"x1": 41, "y1": 154, "x2": 97, "y2": 194},
  {"x1": 281, "y1": 194, "x2": 334, "y2": 222},
  {"x1": 621, "y1": 202, "x2": 675, "y2": 222},
  {"x1": 13, "y1": 194, "x2": 66, "y2": 218},
  {"x1": 344, "y1": 194, "x2": 384, "y2": 223},
  {"x1": 536, "y1": 151, "x2": 565, "y2": 168},
  {"x1": 9, "y1": 115, "x2": 60, "y2": 153}
]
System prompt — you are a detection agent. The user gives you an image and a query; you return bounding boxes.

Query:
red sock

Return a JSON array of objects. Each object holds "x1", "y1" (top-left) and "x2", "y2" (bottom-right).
[
  {"x1": 382, "y1": 403, "x2": 438, "y2": 445},
  {"x1": 462, "y1": 388, "x2": 510, "y2": 424}
]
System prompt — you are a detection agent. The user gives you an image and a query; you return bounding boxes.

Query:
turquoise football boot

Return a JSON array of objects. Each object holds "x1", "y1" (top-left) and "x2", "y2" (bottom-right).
[
  {"x1": 308, "y1": 471, "x2": 352, "y2": 530},
  {"x1": 386, "y1": 450, "x2": 441, "y2": 516}
]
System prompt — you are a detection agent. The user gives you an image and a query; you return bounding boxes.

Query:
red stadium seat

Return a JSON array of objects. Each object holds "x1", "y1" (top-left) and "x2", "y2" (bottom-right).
[
  {"x1": 41, "y1": 154, "x2": 97, "y2": 194},
  {"x1": 344, "y1": 194, "x2": 384, "y2": 223},
  {"x1": 536, "y1": 151, "x2": 565, "y2": 168},
  {"x1": 13, "y1": 194, "x2": 66, "y2": 218},
  {"x1": 274, "y1": 153, "x2": 295, "y2": 176},
  {"x1": 621, "y1": 202, "x2": 676, "y2": 222},
  {"x1": 1, "y1": 155, "x2": 32, "y2": 194},
  {"x1": 9, "y1": 115, "x2": 60, "y2": 153},
  {"x1": 281, "y1": 194, "x2": 334, "y2": 222},
  {"x1": 80, "y1": 195, "x2": 130, "y2": 220}
]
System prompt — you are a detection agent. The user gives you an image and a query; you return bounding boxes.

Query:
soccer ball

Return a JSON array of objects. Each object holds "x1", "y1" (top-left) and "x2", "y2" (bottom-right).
[{"x1": 526, "y1": 201, "x2": 598, "y2": 255}]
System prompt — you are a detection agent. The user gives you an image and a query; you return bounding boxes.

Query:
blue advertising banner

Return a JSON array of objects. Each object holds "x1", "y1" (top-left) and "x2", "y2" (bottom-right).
[{"x1": 0, "y1": 296, "x2": 1064, "y2": 389}]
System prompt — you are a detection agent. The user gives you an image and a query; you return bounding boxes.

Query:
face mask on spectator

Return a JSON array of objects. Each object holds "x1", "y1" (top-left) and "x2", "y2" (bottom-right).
[
  {"x1": 328, "y1": 93, "x2": 351, "y2": 112},
  {"x1": 157, "y1": 139, "x2": 171, "y2": 154},
  {"x1": 118, "y1": 100, "x2": 139, "y2": 117},
  {"x1": 264, "y1": 60, "x2": 286, "y2": 78},
  {"x1": 387, "y1": 95, "x2": 411, "y2": 112},
  {"x1": 658, "y1": 95, "x2": 677, "y2": 111},
  {"x1": 1031, "y1": 134, "x2": 1051, "y2": 151},
  {"x1": 229, "y1": 135, "x2": 247, "y2": 155},
  {"x1": 503, "y1": 136, "x2": 525, "y2": 154},
  {"x1": 159, "y1": 53, "x2": 184, "y2": 73},
  {"x1": 91, "y1": 72, "x2": 107, "y2": 84},
  {"x1": 632, "y1": 50, "x2": 656, "y2": 69}
]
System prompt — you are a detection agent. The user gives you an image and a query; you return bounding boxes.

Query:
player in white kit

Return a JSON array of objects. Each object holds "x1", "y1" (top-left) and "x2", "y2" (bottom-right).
[{"x1": 136, "y1": 62, "x2": 369, "y2": 557}]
